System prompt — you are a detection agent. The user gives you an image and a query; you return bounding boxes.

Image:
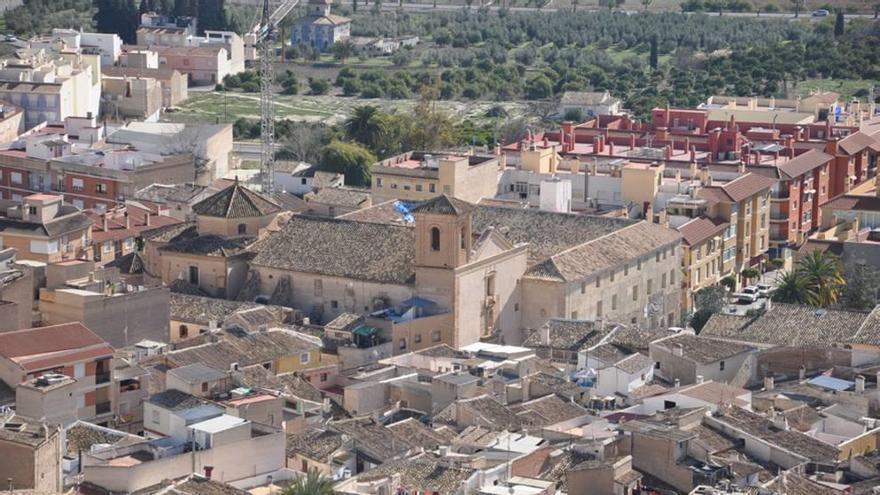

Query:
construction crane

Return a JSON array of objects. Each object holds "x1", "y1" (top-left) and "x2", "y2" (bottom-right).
[{"x1": 253, "y1": 0, "x2": 300, "y2": 194}]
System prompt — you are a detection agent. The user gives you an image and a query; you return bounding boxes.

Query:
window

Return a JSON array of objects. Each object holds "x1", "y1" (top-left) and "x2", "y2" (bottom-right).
[
  {"x1": 610, "y1": 270, "x2": 615, "y2": 282},
  {"x1": 399, "y1": 338, "x2": 406, "y2": 350},
  {"x1": 390, "y1": 183, "x2": 398, "y2": 189},
  {"x1": 485, "y1": 272, "x2": 495, "y2": 297},
  {"x1": 624, "y1": 265, "x2": 628, "y2": 276},
  {"x1": 637, "y1": 259, "x2": 642, "y2": 270},
  {"x1": 460, "y1": 227, "x2": 467, "y2": 249},
  {"x1": 429, "y1": 184, "x2": 436, "y2": 193},
  {"x1": 300, "y1": 352, "x2": 310, "y2": 365},
  {"x1": 647, "y1": 279, "x2": 653, "y2": 295},
  {"x1": 612, "y1": 294, "x2": 618, "y2": 310},
  {"x1": 632, "y1": 285, "x2": 639, "y2": 301},
  {"x1": 669, "y1": 269, "x2": 675, "y2": 284},
  {"x1": 581, "y1": 282, "x2": 587, "y2": 294},
  {"x1": 403, "y1": 185, "x2": 411, "y2": 191},
  {"x1": 320, "y1": 373, "x2": 328, "y2": 382},
  {"x1": 595, "y1": 277, "x2": 600, "y2": 288},
  {"x1": 415, "y1": 334, "x2": 422, "y2": 343},
  {"x1": 201, "y1": 382, "x2": 208, "y2": 393},
  {"x1": 661, "y1": 273, "x2": 667, "y2": 288},
  {"x1": 301, "y1": 178, "x2": 308, "y2": 185},
  {"x1": 103, "y1": 241, "x2": 112, "y2": 253},
  {"x1": 376, "y1": 178, "x2": 383, "y2": 187},
  {"x1": 656, "y1": 252, "x2": 661, "y2": 262},
  {"x1": 96, "y1": 183, "x2": 107, "y2": 194},
  {"x1": 11, "y1": 172, "x2": 22, "y2": 184},
  {"x1": 238, "y1": 223, "x2": 247, "y2": 235},
  {"x1": 180, "y1": 325, "x2": 189, "y2": 338},
  {"x1": 430, "y1": 227, "x2": 441, "y2": 251},
  {"x1": 719, "y1": 360, "x2": 725, "y2": 371},
  {"x1": 432, "y1": 330, "x2": 441, "y2": 342},
  {"x1": 188, "y1": 266, "x2": 199, "y2": 285},
  {"x1": 330, "y1": 300, "x2": 338, "y2": 309},
  {"x1": 152, "y1": 410, "x2": 160, "y2": 425},
  {"x1": 596, "y1": 300, "x2": 603, "y2": 318},
  {"x1": 413, "y1": 183, "x2": 423, "y2": 192},
  {"x1": 314, "y1": 279, "x2": 322, "y2": 297}
]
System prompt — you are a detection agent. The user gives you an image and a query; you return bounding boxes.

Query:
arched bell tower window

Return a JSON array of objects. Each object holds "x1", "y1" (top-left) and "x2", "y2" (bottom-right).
[{"x1": 430, "y1": 227, "x2": 441, "y2": 251}]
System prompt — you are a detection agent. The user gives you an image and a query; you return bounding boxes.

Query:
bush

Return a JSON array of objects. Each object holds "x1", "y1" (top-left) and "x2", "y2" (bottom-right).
[
  {"x1": 720, "y1": 276, "x2": 736, "y2": 291},
  {"x1": 768, "y1": 258, "x2": 785, "y2": 270},
  {"x1": 241, "y1": 81, "x2": 260, "y2": 93},
  {"x1": 318, "y1": 140, "x2": 376, "y2": 186},
  {"x1": 308, "y1": 78, "x2": 330, "y2": 95},
  {"x1": 563, "y1": 108, "x2": 584, "y2": 122}
]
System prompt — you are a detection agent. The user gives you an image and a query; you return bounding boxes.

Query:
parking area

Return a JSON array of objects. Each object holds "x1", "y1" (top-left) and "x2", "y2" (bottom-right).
[{"x1": 722, "y1": 270, "x2": 780, "y2": 316}]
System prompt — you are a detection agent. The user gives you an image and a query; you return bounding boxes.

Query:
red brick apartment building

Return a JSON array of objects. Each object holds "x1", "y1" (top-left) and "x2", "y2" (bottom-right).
[{"x1": 510, "y1": 107, "x2": 879, "y2": 254}]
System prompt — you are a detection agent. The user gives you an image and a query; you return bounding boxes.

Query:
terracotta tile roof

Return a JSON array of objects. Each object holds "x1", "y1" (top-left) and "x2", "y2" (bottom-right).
[
  {"x1": 701, "y1": 303, "x2": 876, "y2": 347},
  {"x1": 356, "y1": 453, "x2": 474, "y2": 492},
  {"x1": 652, "y1": 334, "x2": 753, "y2": 364},
  {"x1": 250, "y1": 216, "x2": 415, "y2": 284},
  {"x1": 614, "y1": 352, "x2": 653, "y2": 374},
  {"x1": 387, "y1": 418, "x2": 452, "y2": 449},
  {"x1": 192, "y1": 182, "x2": 281, "y2": 219},
  {"x1": 526, "y1": 221, "x2": 681, "y2": 281},
  {"x1": 411, "y1": 194, "x2": 475, "y2": 216},
  {"x1": 159, "y1": 232, "x2": 254, "y2": 257},
  {"x1": 824, "y1": 194, "x2": 880, "y2": 212},
  {"x1": 0, "y1": 323, "x2": 113, "y2": 372},
  {"x1": 509, "y1": 394, "x2": 589, "y2": 426},
  {"x1": 286, "y1": 429, "x2": 345, "y2": 460},
  {"x1": 523, "y1": 318, "x2": 609, "y2": 351},
  {"x1": 717, "y1": 173, "x2": 776, "y2": 202},
  {"x1": 777, "y1": 149, "x2": 833, "y2": 179},
  {"x1": 838, "y1": 131, "x2": 876, "y2": 155},
  {"x1": 162, "y1": 328, "x2": 320, "y2": 370},
  {"x1": 708, "y1": 406, "x2": 838, "y2": 463},
  {"x1": 304, "y1": 187, "x2": 371, "y2": 208},
  {"x1": 235, "y1": 365, "x2": 323, "y2": 403},
  {"x1": 329, "y1": 417, "x2": 411, "y2": 462},
  {"x1": 678, "y1": 216, "x2": 729, "y2": 246}
]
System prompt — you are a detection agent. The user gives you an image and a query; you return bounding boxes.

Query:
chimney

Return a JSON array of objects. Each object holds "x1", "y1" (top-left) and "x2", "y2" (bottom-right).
[
  {"x1": 683, "y1": 137, "x2": 690, "y2": 153},
  {"x1": 145, "y1": 212, "x2": 151, "y2": 226},
  {"x1": 825, "y1": 117, "x2": 832, "y2": 138},
  {"x1": 804, "y1": 126, "x2": 811, "y2": 140},
  {"x1": 689, "y1": 146, "x2": 696, "y2": 162},
  {"x1": 608, "y1": 140, "x2": 614, "y2": 156},
  {"x1": 799, "y1": 366, "x2": 806, "y2": 381},
  {"x1": 689, "y1": 161, "x2": 697, "y2": 178},
  {"x1": 674, "y1": 378, "x2": 681, "y2": 388},
  {"x1": 102, "y1": 213, "x2": 108, "y2": 232},
  {"x1": 203, "y1": 466, "x2": 213, "y2": 480},
  {"x1": 700, "y1": 167, "x2": 712, "y2": 187},
  {"x1": 856, "y1": 375, "x2": 866, "y2": 395},
  {"x1": 559, "y1": 127, "x2": 566, "y2": 152},
  {"x1": 672, "y1": 343, "x2": 684, "y2": 357},
  {"x1": 629, "y1": 134, "x2": 636, "y2": 150},
  {"x1": 825, "y1": 137, "x2": 839, "y2": 156},
  {"x1": 764, "y1": 375, "x2": 775, "y2": 391},
  {"x1": 696, "y1": 375, "x2": 704, "y2": 384},
  {"x1": 738, "y1": 161, "x2": 746, "y2": 174},
  {"x1": 540, "y1": 324, "x2": 550, "y2": 345},
  {"x1": 665, "y1": 145, "x2": 673, "y2": 160},
  {"x1": 124, "y1": 211, "x2": 130, "y2": 229},
  {"x1": 521, "y1": 375, "x2": 531, "y2": 400}
]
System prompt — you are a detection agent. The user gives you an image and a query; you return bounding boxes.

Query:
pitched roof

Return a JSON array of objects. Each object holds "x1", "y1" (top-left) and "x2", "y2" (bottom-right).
[
  {"x1": 162, "y1": 329, "x2": 320, "y2": 370},
  {"x1": 777, "y1": 149, "x2": 833, "y2": 179},
  {"x1": 523, "y1": 318, "x2": 609, "y2": 351},
  {"x1": 387, "y1": 418, "x2": 454, "y2": 450},
  {"x1": 249, "y1": 216, "x2": 415, "y2": 284},
  {"x1": 329, "y1": 417, "x2": 411, "y2": 462},
  {"x1": 525, "y1": 221, "x2": 681, "y2": 281},
  {"x1": 146, "y1": 389, "x2": 215, "y2": 411},
  {"x1": 652, "y1": 334, "x2": 753, "y2": 364},
  {"x1": 286, "y1": 429, "x2": 345, "y2": 460},
  {"x1": 355, "y1": 453, "x2": 474, "y2": 492},
  {"x1": 410, "y1": 194, "x2": 474, "y2": 216},
  {"x1": 838, "y1": 131, "x2": 876, "y2": 155},
  {"x1": 614, "y1": 352, "x2": 654, "y2": 373},
  {"x1": 509, "y1": 394, "x2": 589, "y2": 426},
  {"x1": 86, "y1": 205, "x2": 180, "y2": 243},
  {"x1": 192, "y1": 181, "x2": 281, "y2": 219},
  {"x1": 159, "y1": 231, "x2": 255, "y2": 257},
  {"x1": 0, "y1": 323, "x2": 113, "y2": 372},
  {"x1": 701, "y1": 303, "x2": 876, "y2": 347},
  {"x1": 235, "y1": 365, "x2": 323, "y2": 403},
  {"x1": 167, "y1": 363, "x2": 227, "y2": 384},
  {"x1": 170, "y1": 293, "x2": 287, "y2": 325},
  {"x1": 560, "y1": 90, "x2": 614, "y2": 106},
  {"x1": 824, "y1": 194, "x2": 880, "y2": 212},
  {"x1": 678, "y1": 217, "x2": 729, "y2": 246},
  {"x1": 708, "y1": 406, "x2": 838, "y2": 463},
  {"x1": 716, "y1": 172, "x2": 775, "y2": 202},
  {"x1": 304, "y1": 187, "x2": 371, "y2": 208}
]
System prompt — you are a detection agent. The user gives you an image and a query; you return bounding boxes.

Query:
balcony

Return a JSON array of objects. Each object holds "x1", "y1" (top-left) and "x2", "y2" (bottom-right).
[
  {"x1": 95, "y1": 401, "x2": 111, "y2": 415},
  {"x1": 95, "y1": 371, "x2": 111, "y2": 384}
]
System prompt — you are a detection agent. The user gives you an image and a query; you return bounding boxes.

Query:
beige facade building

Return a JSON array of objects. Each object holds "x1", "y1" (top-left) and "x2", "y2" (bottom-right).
[
  {"x1": 103, "y1": 66, "x2": 188, "y2": 108},
  {"x1": 0, "y1": 194, "x2": 93, "y2": 263},
  {"x1": 371, "y1": 151, "x2": 500, "y2": 204},
  {"x1": 0, "y1": 415, "x2": 63, "y2": 493},
  {"x1": 101, "y1": 75, "x2": 163, "y2": 121},
  {"x1": 144, "y1": 181, "x2": 284, "y2": 299},
  {"x1": 254, "y1": 195, "x2": 683, "y2": 351}
]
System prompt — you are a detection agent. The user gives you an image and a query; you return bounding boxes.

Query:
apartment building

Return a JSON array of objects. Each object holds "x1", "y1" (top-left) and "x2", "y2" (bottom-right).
[
  {"x1": 153, "y1": 45, "x2": 231, "y2": 86},
  {"x1": 0, "y1": 47, "x2": 101, "y2": 130},
  {"x1": 768, "y1": 149, "x2": 833, "y2": 249},
  {"x1": 101, "y1": 75, "x2": 163, "y2": 121},
  {"x1": 0, "y1": 194, "x2": 92, "y2": 263},
  {"x1": 85, "y1": 203, "x2": 180, "y2": 265},
  {"x1": 103, "y1": 66, "x2": 189, "y2": 108},
  {"x1": 0, "y1": 415, "x2": 63, "y2": 493},
  {"x1": 0, "y1": 323, "x2": 115, "y2": 425},
  {"x1": 30, "y1": 29, "x2": 123, "y2": 67},
  {"x1": 0, "y1": 102, "x2": 24, "y2": 143},
  {"x1": 371, "y1": 151, "x2": 500, "y2": 204}
]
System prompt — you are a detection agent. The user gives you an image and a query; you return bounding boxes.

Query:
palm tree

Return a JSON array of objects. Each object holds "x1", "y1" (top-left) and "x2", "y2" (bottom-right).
[
  {"x1": 773, "y1": 270, "x2": 815, "y2": 305},
  {"x1": 796, "y1": 250, "x2": 845, "y2": 307},
  {"x1": 344, "y1": 105, "x2": 386, "y2": 152},
  {"x1": 281, "y1": 470, "x2": 335, "y2": 495}
]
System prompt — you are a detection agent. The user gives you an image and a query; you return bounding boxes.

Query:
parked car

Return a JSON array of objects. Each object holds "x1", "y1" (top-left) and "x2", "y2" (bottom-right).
[
  {"x1": 3, "y1": 35, "x2": 17, "y2": 42},
  {"x1": 737, "y1": 286, "x2": 760, "y2": 304},
  {"x1": 755, "y1": 283, "x2": 775, "y2": 298},
  {"x1": 811, "y1": 9, "x2": 830, "y2": 17}
]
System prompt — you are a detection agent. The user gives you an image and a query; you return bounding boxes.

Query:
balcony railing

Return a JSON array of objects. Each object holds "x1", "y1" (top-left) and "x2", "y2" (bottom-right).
[
  {"x1": 95, "y1": 401, "x2": 111, "y2": 415},
  {"x1": 95, "y1": 371, "x2": 111, "y2": 384}
]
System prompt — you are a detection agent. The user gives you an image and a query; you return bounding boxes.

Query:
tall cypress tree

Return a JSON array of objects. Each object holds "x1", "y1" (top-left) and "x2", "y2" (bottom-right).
[
  {"x1": 649, "y1": 35, "x2": 658, "y2": 70},
  {"x1": 834, "y1": 11, "x2": 845, "y2": 37}
]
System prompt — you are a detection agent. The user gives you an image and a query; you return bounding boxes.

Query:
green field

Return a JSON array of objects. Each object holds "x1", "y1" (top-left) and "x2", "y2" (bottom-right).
[
  {"x1": 164, "y1": 91, "x2": 534, "y2": 125},
  {"x1": 794, "y1": 79, "x2": 876, "y2": 100}
]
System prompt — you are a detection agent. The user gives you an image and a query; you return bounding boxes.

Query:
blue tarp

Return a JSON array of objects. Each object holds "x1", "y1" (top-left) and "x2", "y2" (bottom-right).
[{"x1": 807, "y1": 375, "x2": 854, "y2": 392}]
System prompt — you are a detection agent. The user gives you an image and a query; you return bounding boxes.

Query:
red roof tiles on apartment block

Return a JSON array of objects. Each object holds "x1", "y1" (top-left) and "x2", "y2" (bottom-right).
[
  {"x1": 717, "y1": 173, "x2": 776, "y2": 203},
  {"x1": 838, "y1": 131, "x2": 877, "y2": 156},
  {"x1": 0, "y1": 322, "x2": 113, "y2": 371},
  {"x1": 678, "y1": 217, "x2": 729, "y2": 247},
  {"x1": 777, "y1": 149, "x2": 833, "y2": 180}
]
